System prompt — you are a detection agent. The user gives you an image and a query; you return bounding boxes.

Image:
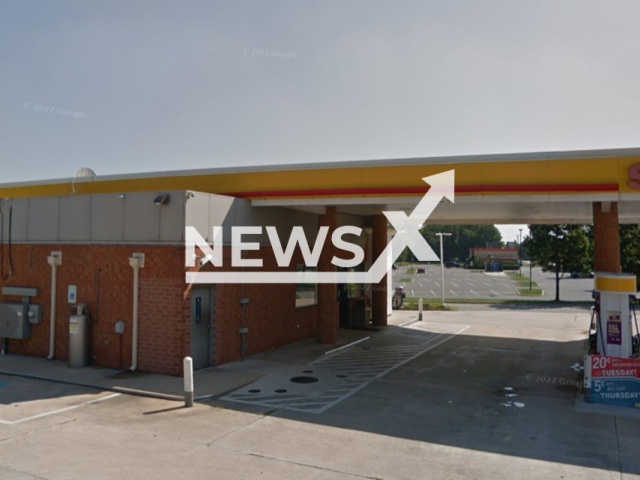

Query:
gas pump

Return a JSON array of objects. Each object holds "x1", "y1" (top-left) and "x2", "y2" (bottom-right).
[
  {"x1": 590, "y1": 273, "x2": 639, "y2": 358},
  {"x1": 392, "y1": 286, "x2": 405, "y2": 310},
  {"x1": 584, "y1": 272, "x2": 640, "y2": 408}
]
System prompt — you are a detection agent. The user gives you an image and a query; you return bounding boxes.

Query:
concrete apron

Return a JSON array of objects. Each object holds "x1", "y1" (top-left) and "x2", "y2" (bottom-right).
[
  {"x1": 0, "y1": 311, "x2": 435, "y2": 405},
  {"x1": 219, "y1": 321, "x2": 469, "y2": 414},
  {"x1": 0, "y1": 354, "x2": 261, "y2": 402}
]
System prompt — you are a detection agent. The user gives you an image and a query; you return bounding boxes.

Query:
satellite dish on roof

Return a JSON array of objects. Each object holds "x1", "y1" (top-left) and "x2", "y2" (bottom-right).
[{"x1": 75, "y1": 167, "x2": 97, "y2": 179}]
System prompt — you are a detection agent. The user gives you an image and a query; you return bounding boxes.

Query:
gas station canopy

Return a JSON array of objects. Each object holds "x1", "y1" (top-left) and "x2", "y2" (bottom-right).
[{"x1": 1, "y1": 147, "x2": 640, "y2": 224}]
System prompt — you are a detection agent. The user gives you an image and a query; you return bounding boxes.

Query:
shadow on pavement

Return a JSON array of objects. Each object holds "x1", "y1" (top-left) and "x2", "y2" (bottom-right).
[
  {"x1": 481, "y1": 302, "x2": 592, "y2": 311},
  {"x1": 206, "y1": 323, "x2": 639, "y2": 476}
]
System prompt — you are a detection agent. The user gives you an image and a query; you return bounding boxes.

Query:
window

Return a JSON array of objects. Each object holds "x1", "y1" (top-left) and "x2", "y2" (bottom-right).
[{"x1": 295, "y1": 265, "x2": 317, "y2": 307}]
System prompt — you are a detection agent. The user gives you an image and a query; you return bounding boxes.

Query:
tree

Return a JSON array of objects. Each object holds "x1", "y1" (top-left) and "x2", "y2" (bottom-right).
[
  {"x1": 620, "y1": 224, "x2": 640, "y2": 288},
  {"x1": 526, "y1": 225, "x2": 590, "y2": 301},
  {"x1": 397, "y1": 224, "x2": 503, "y2": 263}
]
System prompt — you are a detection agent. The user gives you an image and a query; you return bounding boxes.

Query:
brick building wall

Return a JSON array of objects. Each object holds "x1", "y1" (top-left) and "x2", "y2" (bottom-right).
[
  {"x1": 1, "y1": 243, "x2": 332, "y2": 376},
  {"x1": 201, "y1": 246, "x2": 322, "y2": 365},
  {"x1": 0, "y1": 244, "x2": 187, "y2": 375}
]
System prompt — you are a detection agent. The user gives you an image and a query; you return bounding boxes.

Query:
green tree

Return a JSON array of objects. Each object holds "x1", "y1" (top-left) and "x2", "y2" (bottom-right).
[
  {"x1": 620, "y1": 224, "x2": 640, "y2": 288},
  {"x1": 526, "y1": 225, "x2": 590, "y2": 301}
]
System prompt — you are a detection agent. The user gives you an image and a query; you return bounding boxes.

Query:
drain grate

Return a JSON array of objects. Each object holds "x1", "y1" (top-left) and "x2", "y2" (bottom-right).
[{"x1": 290, "y1": 376, "x2": 319, "y2": 384}]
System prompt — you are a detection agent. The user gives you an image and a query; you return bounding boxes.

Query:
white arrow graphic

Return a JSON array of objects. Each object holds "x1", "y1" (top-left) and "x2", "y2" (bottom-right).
[
  {"x1": 186, "y1": 170, "x2": 455, "y2": 284},
  {"x1": 365, "y1": 169, "x2": 454, "y2": 284}
]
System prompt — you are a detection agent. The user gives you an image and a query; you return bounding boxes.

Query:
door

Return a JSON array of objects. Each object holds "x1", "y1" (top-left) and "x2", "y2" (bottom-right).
[
  {"x1": 190, "y1": 287, "x2": 213, "y2": 370},
  {"x1": 338, "y1": 281, "x2": 349, "y2": 328}
]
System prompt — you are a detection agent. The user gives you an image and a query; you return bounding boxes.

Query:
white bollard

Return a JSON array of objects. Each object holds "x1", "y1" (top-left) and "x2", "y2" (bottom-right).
[
  {"x1": 183, "y1": 356, "x2": 194, "y2": 407},
  {"x1": 418, "y1": 298, "x2": 423, "y2": 321}
]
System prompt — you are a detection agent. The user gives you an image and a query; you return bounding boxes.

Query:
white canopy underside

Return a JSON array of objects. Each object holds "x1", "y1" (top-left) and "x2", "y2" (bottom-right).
[{"x1": 254, "y1": 193, "x2": 640, "y2": 224}]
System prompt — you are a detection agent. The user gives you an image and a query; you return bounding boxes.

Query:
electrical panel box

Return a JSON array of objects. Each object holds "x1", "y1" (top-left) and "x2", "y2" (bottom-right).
[
  {"x1": 0, "y1": 303, "x2": 42, "y2": 339},
  {"x1": 68, "y1": 285, "x2": 77, "y2": 304}
]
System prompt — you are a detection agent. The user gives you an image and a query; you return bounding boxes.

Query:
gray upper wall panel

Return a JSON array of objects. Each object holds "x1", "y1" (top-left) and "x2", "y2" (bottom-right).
[
  {"x1": 59, "y1": 196, "x2": 92, "y2": 241},
  {"x1": 0, "y1": 191, "x2": 323, "y2": 245},
  {"x1": 0, "y1": 191, "x2": 187, "y2": 244},
  {"x1": 185, "y1": 192, "x2": 319, "y2": 245}
]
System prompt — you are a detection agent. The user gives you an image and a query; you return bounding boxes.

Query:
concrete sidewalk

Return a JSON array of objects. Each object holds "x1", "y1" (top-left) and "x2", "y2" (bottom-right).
[
  {"x1": 0, "y1": 318, "x2": 401, "y2": 401},
  {"x1": 0, "y1": 354, "x2": 259, "y2": 400}
]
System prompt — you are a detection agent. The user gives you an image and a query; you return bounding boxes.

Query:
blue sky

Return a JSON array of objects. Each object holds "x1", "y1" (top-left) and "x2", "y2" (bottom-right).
[{"x1": 2, "y1": 1, "x2": 639, "y2": 239}]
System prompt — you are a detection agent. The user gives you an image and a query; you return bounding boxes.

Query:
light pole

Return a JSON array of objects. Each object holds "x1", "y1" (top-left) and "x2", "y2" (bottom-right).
[
  {"x1": 435, "y1": 232, "x2": 451, "y2": 305},
  {"x1": 529, "y1": 249, "x2": 533, "y2": 290},
  {"x1": 518, "y1": 228, "x2": 523, "y2": 275}
]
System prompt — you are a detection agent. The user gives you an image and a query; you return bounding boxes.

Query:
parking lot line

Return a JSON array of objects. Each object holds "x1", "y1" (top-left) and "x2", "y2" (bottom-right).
[
  {"x1": 469, "y1": 290, "x2": 480, "y2": 297},
  {"x1": 451, "y1": 281, "x2": 459, "y2": 288},
  {"x1": 0, "y1": 393, "x2": 120, "y2": 425},
  {"x1": 450, "y1": 290, "x2": 458, "y2": 297},
  {"x1": 489, "y1": 290, "x2": 503, "y2": 297},
  {"x1": 430, "y1": 290, "x2": 437, "y2": 297}
]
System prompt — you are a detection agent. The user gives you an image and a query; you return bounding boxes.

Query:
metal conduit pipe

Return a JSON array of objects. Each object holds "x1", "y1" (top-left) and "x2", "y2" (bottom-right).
[
  {"x1": 46, "y1": 252, "x2": 62, "y2": 360},
  {"x1": 128, "y1": 253, "x2": 145, "y2": 371}
]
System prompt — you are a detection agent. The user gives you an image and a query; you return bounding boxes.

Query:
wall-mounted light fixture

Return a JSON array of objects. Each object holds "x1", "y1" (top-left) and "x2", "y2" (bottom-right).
[{"x1": 153, "y1": 194, "x2": 171, "y2": 206}]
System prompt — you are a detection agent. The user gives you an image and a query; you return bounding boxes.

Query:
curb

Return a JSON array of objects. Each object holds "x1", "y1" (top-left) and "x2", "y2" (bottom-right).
[{"x1": 0, "y1": 369, "x2": 184, "y2": 402}]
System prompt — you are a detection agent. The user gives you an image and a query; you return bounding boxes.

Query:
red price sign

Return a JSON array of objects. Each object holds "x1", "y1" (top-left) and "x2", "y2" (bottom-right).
[
  {"x1": 590, "y1": 355, "x2": 640, "y2": 379},
  {"x1": 587, "y1": 355, "x2": 640, "y2": 408}
]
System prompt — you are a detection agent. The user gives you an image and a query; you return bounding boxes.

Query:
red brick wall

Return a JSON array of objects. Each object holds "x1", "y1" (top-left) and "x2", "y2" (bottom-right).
[
  {"x1": 372, "y1": 215, "x2": 388, "y2": 326},
  {"x1": 200, "y1": 246, "x2": 321, "y2": 365},
  {"x1": 593, "y1": 202, "x2": 621, "y2": 273},
  {"x1": 0, "y1": 244, "x2": 187, "y2": 375},
  {"x1": 1, "y1": 243, "x2": 328, "y2": 375},
  {"x1": 317, "y1": 207, "x2": 339, "y2": 343}
]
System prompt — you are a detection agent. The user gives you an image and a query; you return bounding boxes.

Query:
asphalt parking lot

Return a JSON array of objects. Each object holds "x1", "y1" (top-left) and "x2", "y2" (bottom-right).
[
  {"x1": 392, "y1": 264, "x2": 594, "y2": 301},
  {"x1": 1, "y1": 306, "x2": 639, "y2": 479}
]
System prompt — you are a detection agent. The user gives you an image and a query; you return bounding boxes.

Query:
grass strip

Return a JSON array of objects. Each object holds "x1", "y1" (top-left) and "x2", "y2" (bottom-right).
[
  {"x1": 517, "y1": 288, "x2": 543, "y2": 296},
  {"x1": 405, "y1": 296, "x2": 591, "y2": 305}
]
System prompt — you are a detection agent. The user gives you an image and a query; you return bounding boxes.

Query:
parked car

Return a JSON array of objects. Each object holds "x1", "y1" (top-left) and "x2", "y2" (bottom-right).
[
  {"x1": 570, "y1": 271, "x2": 594, "y2": 279},
  {"x1": 417, "y1": 267, "x2": 425, "y2": 274},
  {"x1": 445, "y1": 261, "x2": 461, "y2": 268}
]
